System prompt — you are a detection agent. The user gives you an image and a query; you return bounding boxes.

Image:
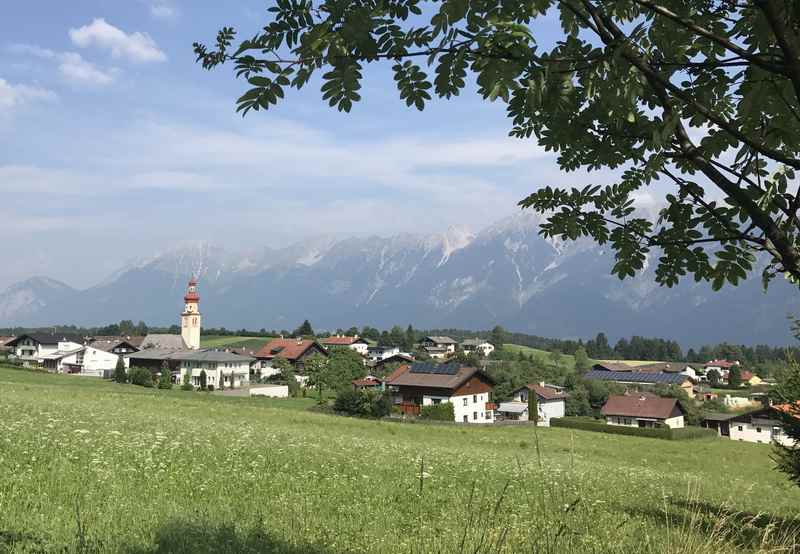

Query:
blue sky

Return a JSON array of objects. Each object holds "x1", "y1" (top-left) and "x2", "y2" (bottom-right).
[{"x1": 0, "y1": 1, "x2": 626, "y2": 290}]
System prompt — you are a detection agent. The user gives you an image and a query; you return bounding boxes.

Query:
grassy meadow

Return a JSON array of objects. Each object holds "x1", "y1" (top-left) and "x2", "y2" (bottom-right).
[
  {"x1": 502, "y1": 344, "x2": 577, "y2": 371},
  {"x1": 199, "y1": 335, "x2": 273, "y2": 350},
  {"x1": 1, "y1": 366, "x2": 799, "y2": 553}
]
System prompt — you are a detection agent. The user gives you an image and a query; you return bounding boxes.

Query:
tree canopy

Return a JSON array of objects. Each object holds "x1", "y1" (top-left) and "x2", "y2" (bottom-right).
[{"x1": 196, "y1": 0, "x2": 800, "y2": 290}]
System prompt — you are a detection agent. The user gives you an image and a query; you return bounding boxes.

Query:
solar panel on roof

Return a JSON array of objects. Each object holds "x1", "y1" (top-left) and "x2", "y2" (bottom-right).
[{"x1": 409, "y1": 362, "x2": 461, "y2": 375}]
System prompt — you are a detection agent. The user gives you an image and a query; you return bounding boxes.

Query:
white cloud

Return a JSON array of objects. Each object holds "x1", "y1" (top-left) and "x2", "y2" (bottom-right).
[
  {"x1": 150, "y1": 2, "x2": 178, "y2": 19},
  {"x1": 58, "y1": 53, "x2": 116, "y2": 86},
  {"x1": 10, "y1": 43, "x2": 116, "y2": 86},
  {"x1": 69, "y1": 18, "x2": 167, "y2": 63},
  {"x1": 0, "y1": 79, "x2": 57, "y2": 111}
]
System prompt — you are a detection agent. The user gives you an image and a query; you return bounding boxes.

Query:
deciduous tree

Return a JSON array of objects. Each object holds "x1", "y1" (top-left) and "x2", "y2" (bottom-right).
[{"x1": 196, "y1": 1, "x2": 800, "y2": 290}]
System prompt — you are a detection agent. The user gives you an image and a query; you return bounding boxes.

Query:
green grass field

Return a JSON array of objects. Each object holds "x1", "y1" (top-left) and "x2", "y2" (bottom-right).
[
  {"x1": 199, "y1": 335, "x2": 273, "y2": 350},
  {"x1": 503, "y1": 344, "x2": 577, "y2": 371},
  {"x1": 1, "y1": 366, "x2": 798, "y2": 553}
]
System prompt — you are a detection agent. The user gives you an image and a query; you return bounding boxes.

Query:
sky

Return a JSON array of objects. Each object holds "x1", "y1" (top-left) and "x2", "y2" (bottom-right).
[{"x1": 0, "y1": 1, "x2": 626, "y2": 291}]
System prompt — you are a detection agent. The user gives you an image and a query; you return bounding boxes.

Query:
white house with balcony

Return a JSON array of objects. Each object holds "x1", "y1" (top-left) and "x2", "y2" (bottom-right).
[
  {"x1": 386, "y1": 362, "x2": 496, "y2": 424},
  {"x1": 7, "y1": 334, "x2": 85, "y2": 366},
  {"x1": 176, "y1": 350, "x2": 254, "y2": 389},
  {"x1": 460, "y1": 338, "x2": 495, "y2": 357},
  {"x1": 729, "y1": 404, "x2": 797, "y2": 446},
  {"x1": 495, "y1": 383, "x2": 568, "y2": 426}
]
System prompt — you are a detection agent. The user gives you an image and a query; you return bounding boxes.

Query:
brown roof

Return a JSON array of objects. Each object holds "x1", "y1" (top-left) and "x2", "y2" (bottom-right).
[
  {"x1": 601, "y1": 394, "x2": 683, "y2": 420},
  {"x1": 352, "y1": 376, "x2": 383, "y2": 387},
  {"x1": 0, "y1": 336, "x2": 15, "y2": 346},
  {"x1": 386, "y1": 363, "x2": 493, "y2": 391},
  {"x1": 520, "y1": 384, "x2": 569, "y2": 401},
  {"x1": 773, "y1": 402, "x2": 800, "y2": 420},
  {"x1": 594, "y1": 361, "x2": 682, "y2": 373},
  {"x1": 255, "y1": 338, "x2": 325, "y2": 361},
  {"x1": 705, "y1": 359, "x2": 737, "y2": 369},
  {"x1": 321, "y1": 336, "x2": 363, "y2": 346}
]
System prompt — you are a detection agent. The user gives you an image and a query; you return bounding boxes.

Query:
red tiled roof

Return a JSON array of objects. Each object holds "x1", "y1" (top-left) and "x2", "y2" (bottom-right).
[
  {"x1": 521, "y1": 384, "x2": 569, "y2": 401},
  {"x1": 321, "y1": 336, "x2": 360, "y2": 346},
  {"x1": 773, "y1": 402, "x2": 800, "y2": 420},
  {"x1": 352, "y1": 376, "x2": 383, "y2": 387},
  {"x1": 705, "y1": 359, "x2": 737, "y2": 369},
  {"x1": 601, "y1": 394, "x2": 682, "y2": 420},
  {"x1": 740, "y1": 370, "x2": 754, "y2": 381},
  {"x1": 385, "y1": 364, "x2": 411, "y2": 383},
  {"x1": 255, "y1": 338, "x2": 323, "y2": 361}
]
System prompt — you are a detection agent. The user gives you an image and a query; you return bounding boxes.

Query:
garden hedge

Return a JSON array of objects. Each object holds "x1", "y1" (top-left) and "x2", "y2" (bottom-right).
[{"x1": 550, "y1": 417, "x2": 717, "y2": 441}]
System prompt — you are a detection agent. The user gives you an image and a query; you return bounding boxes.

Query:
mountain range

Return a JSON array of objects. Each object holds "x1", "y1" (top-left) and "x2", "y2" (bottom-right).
[{"x1": 1, "y1": 213, "x2": 797, "y2": 347}]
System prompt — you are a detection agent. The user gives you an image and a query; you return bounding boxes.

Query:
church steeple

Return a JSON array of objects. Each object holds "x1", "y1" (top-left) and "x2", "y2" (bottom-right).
[{"x1": 181, "y1": 277, "x2": 201, "y2": 350}]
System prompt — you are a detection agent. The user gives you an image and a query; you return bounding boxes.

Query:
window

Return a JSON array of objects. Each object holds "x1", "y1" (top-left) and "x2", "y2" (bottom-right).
[
  {"x1": 463, "y1": 415, "x2": 468, "y2": 423},
  {"x1": 486, "y1": 411, "x2": 492, "y2": 420},
  {"x1": 738, "y1": 426, "x2": 743, "y2": 431},
  {"x1": 473, "y1": 394, "x2": 477, "y2": 403},
  {"x1": 432, "y1": 399, "x2": 441, "y2": 405},
  {"x1": 463, "y1": 398, "x2": 468, "y2": 406},
  {"x1": 473, "y1": 411, "x2": 477, "y2": 420},
  {"x1": 756, "y1": 427, "x2": 761, "y2": 433}
]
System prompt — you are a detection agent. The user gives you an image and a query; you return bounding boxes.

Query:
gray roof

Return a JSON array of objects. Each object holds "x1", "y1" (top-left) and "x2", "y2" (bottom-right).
[
  {"x1": 703, "y1": 412, "x2": 737, "y2": 422},
  {"x1": 497, "y1": 402, "x2": 527, "y2": 414},
  {"x1": 7, "y1": 334, "x2": 84, "y2": 346},
  {"x1": 128, "y1": 348, "x2": 253, "y2": 363},
  {"x1": 461, "y1": 338, "x2": 490, "y2": 347},
  {"x1": 173, "y1": 350, "x2": 254, "y2": 362},
  {"x1": 424, "y1": 336, "x2": 457, "y2": 344},
  {"x1": 140, "y1": 334, "x2": 187, "y2": 350},
  {"x1": 583, "y1": 370, "x2": 689, "y2": 385}
]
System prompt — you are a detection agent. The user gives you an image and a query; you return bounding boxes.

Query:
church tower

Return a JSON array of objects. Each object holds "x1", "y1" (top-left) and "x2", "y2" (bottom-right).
[{"x1": 181, "y1": 277, "x2": 201, "y2": 350}]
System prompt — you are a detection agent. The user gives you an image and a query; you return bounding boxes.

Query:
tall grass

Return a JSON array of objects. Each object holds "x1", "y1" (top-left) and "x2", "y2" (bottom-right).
[{"x1": 0, "y1": 367, "x2": 798, "y2": 553}]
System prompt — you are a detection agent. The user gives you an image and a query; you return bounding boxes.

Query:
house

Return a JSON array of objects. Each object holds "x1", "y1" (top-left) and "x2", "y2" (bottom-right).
[
  {"x1": 367, "y1": 345, "x2": 400, "y2": 362},
  {"x1": 722, "y1": 394, "x2": 760, "y2": 409},
  {"x1": 729, "y1": 404, "x2": 798, "y2": 446},
  {"x1": 740, "y1": 371, "x2": 763, "y2": 386},
  {"x1": 352, "y1": 375, "x2": 384, "y2": 391},
  {"x1": 592, "y1": 361, "x2": 697, "y2": 379},
  {"x1": 601, "y1": 393, "x2": 686, "y2": 429},
  {"x1": 386, "y1": 362, "x2": 495, "y2": 424},
  {"x1": 88, "y1": 337, "x2": 141, "y2": 356},
  {"x1": 320, "y1": 335, "x2": 370, "y2": 356},
  {"x1": 0, "y1": 336, "x2": 16, "y2": 355},
  {"x1": 704, "y1": 359, "x2": 740, "y2": 383},
  {"x1": 461, "y1": 338, "x2": 495, "y2": 357},
  {"x1": 6, "y1": 334, "x2": 85, "y2": 366},
  {"x1": 254, "y1": 338, "x2": 328, "y2": 377},
  {"x1": 41, "y1": 344, "x2": 125, "y2": 377},
  {"x1": 420, "y1": 336, "x2": 457, "y2": 359},
  {"x1": 496, "y1": 383, "x2": 568, "y2": 426},
  {"x1": 694, "y1": 385, "x2": 718, "y2": 402},
  {"x1": 583, "y1": 369, "x2": 695, "y2": 398},
  {"x1": 177, "y1": 350, "x2": 253, "y2": 389},
  {"x1": 370, "y1": 353, "x2": 415, "y2": 374}
]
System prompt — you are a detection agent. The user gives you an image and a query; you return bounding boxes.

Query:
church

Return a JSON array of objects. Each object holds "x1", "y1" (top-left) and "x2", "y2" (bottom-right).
[{"x1": 127, "y1": 278, "x2": 254, "y2": 389}]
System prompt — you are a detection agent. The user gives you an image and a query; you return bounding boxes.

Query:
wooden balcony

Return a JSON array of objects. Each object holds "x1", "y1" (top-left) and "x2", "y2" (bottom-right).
[
  {"x1": 486, "y1": 402, "x2": 497, "y2": 411},
  {"x1": 398, "y1": 402, "x2": 421, "y2": 416}
]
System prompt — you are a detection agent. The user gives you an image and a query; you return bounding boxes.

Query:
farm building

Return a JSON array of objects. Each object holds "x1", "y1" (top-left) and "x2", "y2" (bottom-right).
[
  {"x1": 601, "y1": 393, "x2": 686, "y2": 429},
  {"x1": 460, "y1": 338, "x2": 495, "y2": 357},
  {"x1": 386, "y1": 362, "x2": 495, "y2": 424},
  {"x1": 583, "y1": 369, "x2": 695, "y2": 398}
]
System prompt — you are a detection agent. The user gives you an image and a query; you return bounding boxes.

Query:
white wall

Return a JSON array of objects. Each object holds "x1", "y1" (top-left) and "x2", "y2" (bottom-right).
[
  {"x1": 452, "y1": 392, "x2": 493, "y2": 424},
  {"x1": 730, "y1": 418, "x2": 794, "y2": 446},
  {"x1": 250, "y1": 385, "x2": 289, "y2": 398},
  {"x1": 180, "y1": 360, "x2": 250, "y2": 388},
  {"x1": 606, "y1": 415, "x2": 684, "y2": 429},
  {"x1": 538, "y1": 400, "x2": 565, "y2": 427},
  {"x1": 81, "y1": 347, "x2": 122, "y2": 376}
]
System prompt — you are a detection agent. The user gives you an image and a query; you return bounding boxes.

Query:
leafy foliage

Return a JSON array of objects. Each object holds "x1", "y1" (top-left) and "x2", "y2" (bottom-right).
[
  {"x1": 334, "y1": 388, "x2": 392, "y2": 418},
  {"x1": 113, "y1": 356, "x2": 127, "y2": 384},
  {"x1": 419, "y1": 402, "x2": 455, "y2": 421},
  {"x1": 196, "y1": 0, "x2": 800, "y2": 289},
  {"x1": 129, "y1": 367, "x2": 154, "y2": 388},
  {"x1": 158, "y1": 361, "x2": 173, "y2": 390}
]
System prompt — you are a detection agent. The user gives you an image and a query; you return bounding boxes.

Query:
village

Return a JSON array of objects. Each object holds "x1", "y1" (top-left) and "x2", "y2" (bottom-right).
[{"x1": 1, "y1": 278, "x2": 793, "y2": 448}]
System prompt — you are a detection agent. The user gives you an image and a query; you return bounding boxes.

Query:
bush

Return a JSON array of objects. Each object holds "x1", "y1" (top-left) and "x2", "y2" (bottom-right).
[
  {"x1": 129, "y1": 367, "x2": 154, "y2": 388},
  {"x1": 113, "y1": 356, "x2": 127, "y2": 384},
  {"x1": 334, "y1": 389, "x2": 393, "y2": 418},
  {"x1": 550, "y1": 417, "x2": 718, "y2": 441},
  {"x1": 180, "y1": 375, "x2": 194, "y2": 391},
  {"x1": 207, "y1": 384, "x2": 215, "y2": 392},
  {"x1": 420, "y1": 402, "x2": 455, "y2": 422}
]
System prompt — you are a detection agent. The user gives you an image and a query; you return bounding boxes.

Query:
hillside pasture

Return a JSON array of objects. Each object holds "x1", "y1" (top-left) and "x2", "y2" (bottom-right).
[
  {"x1": 502, "y1": 344, "x2": 576, "y2": 371},
  {"x1": 199, "y1": 335, "x2": 273, "y2": 350},
  {"x1": 0, "y1": 366, "x2": 799, "y2": 553}
]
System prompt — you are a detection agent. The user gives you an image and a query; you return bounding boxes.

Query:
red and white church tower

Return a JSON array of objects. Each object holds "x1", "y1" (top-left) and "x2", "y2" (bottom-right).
[{"x1": 181, "y1": 277, "x2": 202, "y2": 350}]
